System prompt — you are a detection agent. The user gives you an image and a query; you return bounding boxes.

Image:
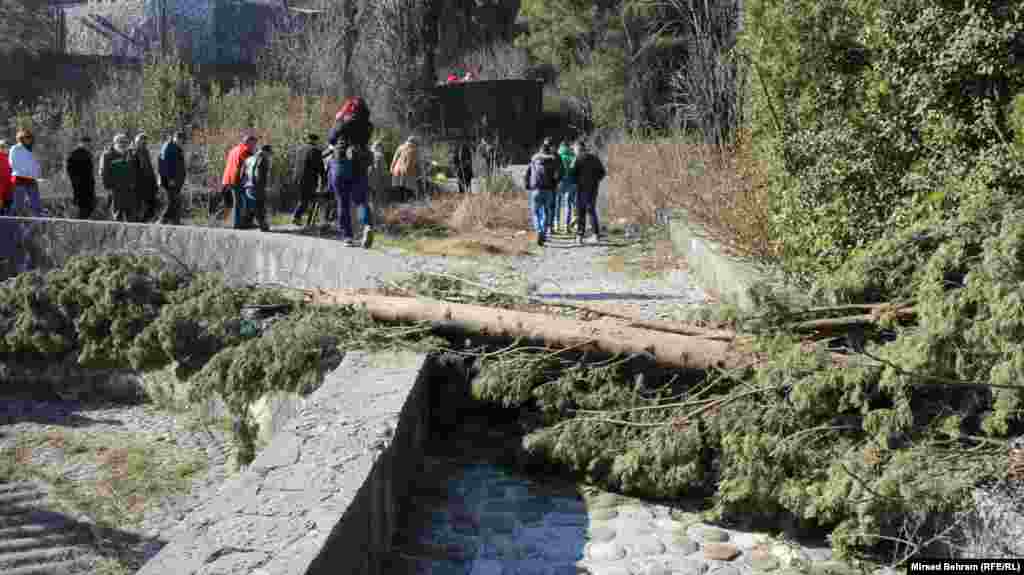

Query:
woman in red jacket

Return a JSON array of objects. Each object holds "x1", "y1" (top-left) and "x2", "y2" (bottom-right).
[{"x1": 0, "y1": 140, "x2": 12, "y2": 215}]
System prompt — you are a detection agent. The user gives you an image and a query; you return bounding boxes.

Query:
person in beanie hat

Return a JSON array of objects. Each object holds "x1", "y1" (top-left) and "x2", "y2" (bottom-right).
[
  {"x1": 158, "y1": 131, "x2": 187, "y2": 225},
  {"x1": 100, "y1": 134, "x2": 137, "y2": 222},
  {"x1": 66, "y1": 135, "x2": 96, "y2": 219},
  {"x1": 291, "y1": 133, "x2": 326, "y2": 227}
]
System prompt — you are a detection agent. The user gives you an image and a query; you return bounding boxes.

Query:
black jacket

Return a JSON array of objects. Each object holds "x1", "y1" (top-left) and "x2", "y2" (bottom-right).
[
  {"x1": 294, "y1": 144, "x2": 326, "y2": 191},
  {"x1": 66, "y1": 147, "x2": 95, "y2": 192},
  {"x1": 571, "y1": 152, "x2": 606, "y2": 195}
]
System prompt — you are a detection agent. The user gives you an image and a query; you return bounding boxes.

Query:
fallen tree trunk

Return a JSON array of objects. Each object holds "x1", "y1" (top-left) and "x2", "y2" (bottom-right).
[{"x1": 305, "y1": 289, "x2": 748, "y2": 370}]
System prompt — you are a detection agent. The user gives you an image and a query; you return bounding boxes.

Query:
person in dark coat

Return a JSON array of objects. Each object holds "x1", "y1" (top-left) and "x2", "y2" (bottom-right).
[
  {"x1": 291, "y1": 133, "x2": 326, "y2": 227},
  {"x1": 158, "y1": 131, "x2": 187, "y2": 225},
  {"x1": 570, "y1": 140, "x2": 607, "y2": 244},
  {"x1": 131, "y1": 133, "x2": 159, "y2": 222},
  {"x1": 65, "y1": 135, "x2": 96, "y2": 219},
  {"x1": 449, "y1": 143, "x2": 473, "y2": 193}
]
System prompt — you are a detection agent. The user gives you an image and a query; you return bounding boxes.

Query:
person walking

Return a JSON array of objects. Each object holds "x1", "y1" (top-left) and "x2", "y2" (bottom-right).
[
  {"x1": 329, "y1": 145, "x2": 375, "y2": 248},
  {"x1": 0, "y1": 140, "x2": 12, "y2": 216},
  {"x1": 217, "y1": 133, "x2": 257, "y2": 220},
  {"x1": 9, "y1": 129, "x2": 44, "y2": 217},
  {"x1": 369, "y1": 140, "x2": 388, "y2": 215},
  {"x1": 291, "y1": 133, "x2": 326, "y2": 227},
  {"x1": 523, "y1": 138, "x2": 561, "y2": 246},
  {"x1": 99, "y1": 134, "x2": 137, "y2": 222},
  {"x1": 390, "y1": 135, "x2": 419, "y2": 196},
  {"x1": 158, "y1": 131, "x2": 187, "y2": 225},
  {"x1": 66, "y1": 135, "x2": 96, "y2": 219},
  {"x1": 238, "y1": 144, "x2": 273, "y2": 231},
  {"x1": 571, "y1": 140, "x2": 606, "y2": 244},
  {"x1": 131, "y1": 133, "x2": 159, "y2": 222},
  {"x1": 450, "y1": 142, "x2": 473, "y2": 194},
  {"x1": 555, "y1": 140, "x2": 577, "y2": 235}
]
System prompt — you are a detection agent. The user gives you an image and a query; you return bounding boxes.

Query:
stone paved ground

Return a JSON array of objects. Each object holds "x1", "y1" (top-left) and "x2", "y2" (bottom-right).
[
  {"x1": 0, "y1": 400, "x2": 231, "y2": 573},
  {"x1": 388, "y1": 414, "x2": 858, "y2": 575}
]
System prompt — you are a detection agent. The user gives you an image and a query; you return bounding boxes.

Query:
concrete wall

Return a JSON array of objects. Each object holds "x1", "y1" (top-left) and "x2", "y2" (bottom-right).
[
  {"x1": 666, "y1": 209, "x2": 769, "y2": 311},
  {"x1": 136, "y1": 350, "x2": 436, "y2": 575},
  {"x1": 0, "y1": 217, "x2": 404, "y2": 288}
]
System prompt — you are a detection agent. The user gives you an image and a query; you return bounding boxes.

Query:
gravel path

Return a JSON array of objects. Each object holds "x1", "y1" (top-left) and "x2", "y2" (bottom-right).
[{"x1": 391, "y1": 231, "x2": 707, "y2": 322}]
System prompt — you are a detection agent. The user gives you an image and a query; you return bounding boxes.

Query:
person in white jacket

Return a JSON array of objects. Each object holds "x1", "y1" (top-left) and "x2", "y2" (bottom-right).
[{"x1": 9, "y1": 128, "x2": 43, "y2": 217}]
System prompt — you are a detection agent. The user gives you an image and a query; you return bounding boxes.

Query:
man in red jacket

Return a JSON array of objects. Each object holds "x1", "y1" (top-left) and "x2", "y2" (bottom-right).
[{"x1": 212, "y1": 132, "x2": 258, "y2": 220}]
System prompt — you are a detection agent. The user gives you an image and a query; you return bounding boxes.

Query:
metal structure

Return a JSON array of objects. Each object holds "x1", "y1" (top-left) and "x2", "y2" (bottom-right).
[{"x1": 426, "y1": 79, "x2": 544, "y2": 164}]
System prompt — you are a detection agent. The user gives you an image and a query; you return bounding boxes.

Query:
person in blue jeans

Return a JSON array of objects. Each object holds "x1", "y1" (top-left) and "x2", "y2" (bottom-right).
[
  {"x1": 329, "y1": 145, "x2": 375, "y2": 248},
  {"x1": 555, "y1": 141, "x2": 576, "y2": 234},
  {"x1": 523, "y1": 138, "x2": 561, "y2": 246},
  {"x1": 570, "y1": 140, "x2": 606, "y2": 244}
]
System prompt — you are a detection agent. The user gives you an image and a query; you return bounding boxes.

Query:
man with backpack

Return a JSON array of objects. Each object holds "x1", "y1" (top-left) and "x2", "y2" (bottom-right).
[
  {"x1": 237, "y1": 144, "x2": 273, "y2": 231},
  {"x1": 570, "y1": 140, "x2": 607, "y2": 244},
  {"x1": 523, "y1": 138, "x2": 561, "y2": 246}
]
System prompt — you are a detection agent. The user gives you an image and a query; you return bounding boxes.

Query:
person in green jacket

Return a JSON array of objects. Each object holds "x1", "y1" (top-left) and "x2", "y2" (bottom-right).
[
  {"x1": 99, "y1": 134, "x2": 136, "y2": 222},
  {"x1": 554, "y1": 141, "x2": 576, "y2": 234}
]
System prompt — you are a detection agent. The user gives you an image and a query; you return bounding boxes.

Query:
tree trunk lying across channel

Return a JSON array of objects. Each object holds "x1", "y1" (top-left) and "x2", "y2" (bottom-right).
[{"x1": 304, "y1": 289, "x2": 748, "y2": 370}]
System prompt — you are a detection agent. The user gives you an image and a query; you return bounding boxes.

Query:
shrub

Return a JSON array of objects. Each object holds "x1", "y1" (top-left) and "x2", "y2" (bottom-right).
[
  {"x1": 741, "y1": 0, "x2": 1024, "y2": 275},
  {"x1": 606, "y1": 130, "x2": 774, "y2": 260}
]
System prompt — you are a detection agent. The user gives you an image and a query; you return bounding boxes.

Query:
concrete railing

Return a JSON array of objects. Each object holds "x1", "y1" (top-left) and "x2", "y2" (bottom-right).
[{"x1": 0, "y1": 216, "x2": 403, "y2": 288}]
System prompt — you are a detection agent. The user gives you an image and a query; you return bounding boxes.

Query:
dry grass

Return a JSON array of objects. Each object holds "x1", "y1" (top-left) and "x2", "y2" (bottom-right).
[
  {"x1": 415, "y1": 234, "x2": 533, "y2": 257},
  {"x1": 606, "y1": 132, "x2": 775, "y2": 260},
  {"x1": 379, "y1": 175, "x2": 530, "y2": 234}
]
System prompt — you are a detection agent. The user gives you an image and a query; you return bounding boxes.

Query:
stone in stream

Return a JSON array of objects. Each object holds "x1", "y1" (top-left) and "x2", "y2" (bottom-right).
[
  {"x1": 616, "y1": 505, "x2": 656, "y2": 520},
  {"x1": 639, "y1": 559, "x2": 709, "y2": 575},
  {"x1": 591, "y1": 508, "x2": 619, "y2": 521},
  {"x1": 588, "y1": 525, "x2": 617, "y2": 542},
  {"x1": 669, "y1": 532, "x2": 701, "y2": 555},
  {"x1": 702, "y1": 542, "x2": 741, "y2": 561},
  {"x1": 587, "y1": 540, "x2": 627, "y2": 561},
  {"x1": 591, "y1": 492, "x2": 624, "y2": 509},
  {"x1": 620, "y1": 536, "x2": 667, "y2": 557},
  {"x1": 750, "y1": 546, "x2": 781, "y2": 571},
  {"x1": 695, "y1": 527, "x2": 730, "y2": 543}
]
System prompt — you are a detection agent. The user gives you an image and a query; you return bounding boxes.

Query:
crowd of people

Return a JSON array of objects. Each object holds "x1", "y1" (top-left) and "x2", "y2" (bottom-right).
[
  {"x1": 0, "y1": 128, "x2": 188, "y2": 224},
  {"x1": 523, "y1": 137, "x2": 606, "y2": 247},
  {"x1": 0, "y1": 98, "x2": 607, "y2": 251}
]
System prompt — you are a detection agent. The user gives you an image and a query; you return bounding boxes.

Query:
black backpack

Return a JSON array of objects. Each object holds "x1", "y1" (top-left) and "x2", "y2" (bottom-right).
[{"x1": 528, "y1": 154, "x2": 559, "y2": 190}]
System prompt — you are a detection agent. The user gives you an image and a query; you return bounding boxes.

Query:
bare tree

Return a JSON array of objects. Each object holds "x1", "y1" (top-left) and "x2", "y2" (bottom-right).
[
  {"x1": 1, "y1": 0, "x2": 54, "y2": 55},
  {"x1": 260, "y1": 0, "x2": 367, "y2": 96},
  {"x1": 657, "y1": 0, "x2": 746, "y2": 146},
  {"x1": 363, "y1": 0, "x2": 431, "y2": 126}
]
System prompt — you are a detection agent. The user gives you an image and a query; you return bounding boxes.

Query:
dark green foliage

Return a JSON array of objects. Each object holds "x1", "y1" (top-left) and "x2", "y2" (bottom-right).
[
  {"x1": 0, "y1": 254, "x2": 446, "y2": 468},
  {"x1": 743, "y1": 0, "x2": 1024, "y2": 274}
]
